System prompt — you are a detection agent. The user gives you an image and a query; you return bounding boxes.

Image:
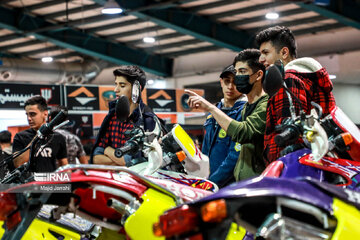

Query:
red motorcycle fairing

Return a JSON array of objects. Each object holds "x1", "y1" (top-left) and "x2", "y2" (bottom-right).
[
  {"x1": 331, "y1": 106, "x2": 360, "y2": 161},
  {"x1": 262, "y1": 161, "x2": 284, "y2": 178},
  {"x1": 70, "y1": 169, "x2": 148, "y2": 197},
  {"x1": 299, "y1": 154, "x2": 360, "y2": 186}
]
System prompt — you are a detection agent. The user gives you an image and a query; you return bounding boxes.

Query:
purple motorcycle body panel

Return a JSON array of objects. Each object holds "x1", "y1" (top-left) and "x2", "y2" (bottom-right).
[
  {"x1": 194, "y1": 177, "x2": 334, "y2": 213},
  {"x1": 306, "y1": 178, "x2": 360, "y2": 209},
  {"x1": 278, "y1": 149, "x2": 324, "y2": 180}
]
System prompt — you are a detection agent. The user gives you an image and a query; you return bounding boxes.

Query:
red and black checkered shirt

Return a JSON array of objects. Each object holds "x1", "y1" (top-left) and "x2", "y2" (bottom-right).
[
  {"x1": 264, "y1": 67, "x2": 336, "y2": 165},
  {"x1": 98, "y1": 114, "x2": 134, "y2": 149}
]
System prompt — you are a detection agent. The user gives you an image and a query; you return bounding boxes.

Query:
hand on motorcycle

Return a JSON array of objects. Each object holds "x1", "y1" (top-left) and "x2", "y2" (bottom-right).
[{"x1": 185, "y1": 89, "x2": 213, "y2": 112}]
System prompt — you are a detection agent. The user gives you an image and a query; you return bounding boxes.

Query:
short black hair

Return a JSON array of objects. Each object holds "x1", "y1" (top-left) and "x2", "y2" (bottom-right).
[
  {"x1": 255, "y1": 25, "x2": 297, "y2": 58},
  {"x1": 113, "y1": 65, "x2": 147, "y2": 91},
  {"x1": 0, "y1": 130, "x2": 11, "y2": 144},
  {"x1": 24, "y1": 95, "x2": 47, "y2": 111},
  {"x1": 233, "y1": 48, "x2": 265, "y2": 75},
  {"x1": 49, "y1": 105, "x2": 68, "y2": 120}
]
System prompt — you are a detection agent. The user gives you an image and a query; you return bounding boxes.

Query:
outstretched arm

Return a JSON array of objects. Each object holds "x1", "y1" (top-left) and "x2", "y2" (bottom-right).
[{"x1": 186, "y1": 89, "x2": 233, "y2": 131}]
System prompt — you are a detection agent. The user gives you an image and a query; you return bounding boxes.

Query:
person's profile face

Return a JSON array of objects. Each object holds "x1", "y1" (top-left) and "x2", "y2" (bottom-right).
[
  {"x1": 25, "y1": 104, "x2": 47, "y2": 130},
  {"x1": 114, "y1": 76, "x2": 132, "y2": 104},
  {"x1": 259, "y1": 41, "x2": 281, "y2": 70},
  {"x1": 220, "y1": 73, "x2": 242, "y2": 101}
]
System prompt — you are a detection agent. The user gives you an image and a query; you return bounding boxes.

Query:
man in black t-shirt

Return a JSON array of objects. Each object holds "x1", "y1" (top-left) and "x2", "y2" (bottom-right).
[
  {"x1": 13, "y1": 96, "x2": 68, "y2": 172},
  {"x1": 0, "y1": 130, "x2": 12, "y2": 178}
]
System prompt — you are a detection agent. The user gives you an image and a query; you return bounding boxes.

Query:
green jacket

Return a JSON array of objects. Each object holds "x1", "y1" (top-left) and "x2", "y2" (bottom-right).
[{"x1": 226, "y1": 94, "x2": 268, "y2": 181}]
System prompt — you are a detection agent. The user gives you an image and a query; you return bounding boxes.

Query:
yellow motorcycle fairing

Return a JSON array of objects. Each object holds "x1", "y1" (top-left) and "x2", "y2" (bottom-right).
[
  {"x1": 331, "y1": 198, "x2": 360, "y2": 239},
  {"x1": 0, "y1": 218, "x2": 81, "y2": 240},
  {"x1": 124, "y1": 188, "x2": 176, "y2": 240}
]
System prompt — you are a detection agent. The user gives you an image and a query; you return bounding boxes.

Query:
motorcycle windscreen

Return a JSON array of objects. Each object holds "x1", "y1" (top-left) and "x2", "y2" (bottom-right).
[{"x1": 331, "y1": 106, "x2": 360, "y2": 161}]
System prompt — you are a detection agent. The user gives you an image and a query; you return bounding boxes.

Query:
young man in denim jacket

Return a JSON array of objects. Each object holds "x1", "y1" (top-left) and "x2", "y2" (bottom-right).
[{"x1": 201, "y1": 65, "x2": 247, "y2": 187}]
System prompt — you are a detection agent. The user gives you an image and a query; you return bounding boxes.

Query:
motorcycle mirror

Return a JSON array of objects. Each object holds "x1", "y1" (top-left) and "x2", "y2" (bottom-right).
[
  {"x1": 263, "y1": 61, "x2": 285, "y2": 97},
  {"x1": 116, "y1": 95, "x2": 130, "y2": 122}
]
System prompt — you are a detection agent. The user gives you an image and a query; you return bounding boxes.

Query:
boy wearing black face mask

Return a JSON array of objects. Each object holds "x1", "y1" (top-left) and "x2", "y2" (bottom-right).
[{"x1": 187, "y1": 49, "x2": 268, "y2": 181}]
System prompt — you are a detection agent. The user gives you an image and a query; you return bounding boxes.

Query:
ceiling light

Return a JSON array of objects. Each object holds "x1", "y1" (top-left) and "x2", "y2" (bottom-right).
[
  {"x1": 265, "y1": 12, "x2": 279, "y2": 20},
  {"x1": 143, "y1": 37, "x2": 155, "y2": 43},
  {"x1": 329, "y1": 74, "x2": 336, "y2": 79},
  {"x1": 41, "y1": 56, "x2": 53, "y2": 63},
  {"x1": 101, "y1": 0, "x2": 123, "y2": 14},
  {"x1": 147, "y1": 79, "x2": 154, "y2": 85}
]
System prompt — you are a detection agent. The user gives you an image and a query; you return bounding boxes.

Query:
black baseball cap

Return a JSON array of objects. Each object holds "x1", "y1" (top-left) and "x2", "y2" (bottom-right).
[{"x1": 220, "y1": 65, "x2": 236, "y2": 78}]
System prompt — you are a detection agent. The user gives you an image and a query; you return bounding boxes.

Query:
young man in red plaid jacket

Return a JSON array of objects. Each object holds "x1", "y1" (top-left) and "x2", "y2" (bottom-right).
[{"x1": 255, "y1": 26, "x2": 336, "y2": 165}]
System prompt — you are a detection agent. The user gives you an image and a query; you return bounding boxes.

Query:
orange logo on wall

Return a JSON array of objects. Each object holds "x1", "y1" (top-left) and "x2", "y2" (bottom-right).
[
  {"x1": 68, "y1": 87, "x2": 94, "y2": 97},
  {"x1": 148, "y1": 90, "x2": 172, "y2": 100},
  {"x1": 98, "y1": 86, "x2": 116, "y2": 111},
  {"x1": 176, "y1": 89, "x2": 204, "y2": 112}
]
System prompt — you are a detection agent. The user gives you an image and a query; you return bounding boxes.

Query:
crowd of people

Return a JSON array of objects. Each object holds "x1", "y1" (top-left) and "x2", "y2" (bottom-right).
[{"x1": 0, "y1": 25, "x2": 336, "y2": 189}]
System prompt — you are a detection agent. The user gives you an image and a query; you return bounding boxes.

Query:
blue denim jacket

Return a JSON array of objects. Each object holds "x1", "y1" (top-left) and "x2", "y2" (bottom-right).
[{"x1": 202, "y1": 98, "x2": 246, "y2": 187}]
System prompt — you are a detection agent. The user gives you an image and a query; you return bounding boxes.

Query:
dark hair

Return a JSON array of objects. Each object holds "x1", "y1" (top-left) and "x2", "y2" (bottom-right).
[
  {"x1": 49, "y1": 105, "x2": 68, "y2": 120},
  {"x1": 113, "y1": 65, "x2": 147, "y2": 91},
  {"x1": 255, "y1": 26, "x2": 297, "y2": 58},
  {"x1": 24, "y1": 95, "x2": 47, "y2": 111},
  {"x1": 0, "y1": 130, "x2": 11, "y2": 144},
  {"x1": 233, "y1": 48, "x2": 265, "y2": 75}
]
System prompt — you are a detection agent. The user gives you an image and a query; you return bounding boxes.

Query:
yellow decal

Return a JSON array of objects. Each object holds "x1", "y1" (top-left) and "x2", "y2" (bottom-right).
[
  {"x1": 234, "y1": 143, "x2": 241, "y2": 152},
  {"x1": 219, "y1": 129, "x2": 227, "y2": 138},
  {"x1": 207, "y1": 114, "x2": 213, "y2": 119}
]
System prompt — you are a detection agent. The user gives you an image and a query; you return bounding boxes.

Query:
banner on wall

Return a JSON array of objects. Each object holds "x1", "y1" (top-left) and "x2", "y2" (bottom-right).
[
  {"x1": 0, "y1": 83, "x2": 61, "y2": 109},
  {"x1": 176, "y1": 89, "x2": 204, "y2": 112},
  {"x1": 65, "y1": 85, "x2": 99, "y2": 111},
  {"x1": 147, "y1": 89, "x2": 176, "y2": 112},
  {"x1": 98, "y1": 86, "x2": 116, "y2": 111}
]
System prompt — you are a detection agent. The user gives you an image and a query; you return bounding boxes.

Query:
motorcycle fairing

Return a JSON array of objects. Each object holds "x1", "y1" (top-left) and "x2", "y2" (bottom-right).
[
  {"x1": 306, "y1": 178, "x2": 360, "y2": 210},
  {"x1": 332, "y1": 198, "x2": 360, "y2": 239},
  {"x1": 129, "y1": 162, "x2": 218, "y2": 192},
  {"x1": 276, "y1": 149, "x2": 325, "y2": 181},
  {"x1": 148, "y1": 178, "x2": 212, "y2": 202},
  {"x1": 22, "y1": 218, "x2": 82, "y2": 240},
  {"x1": 191, "y1": 177, "x2": 333, "y2": 213},
  {"x1": 124, "y1": 188, "x2": 176, "y2": 240},
  {"x1": 147, "y1": 170, "x2": 217, "y2": 192},
  {"x1": 299, "y1": 154, "x2": 360, "y2": 186},
  {"x1": 330, "y1": 106, "x2": 360, "y2": 161}
]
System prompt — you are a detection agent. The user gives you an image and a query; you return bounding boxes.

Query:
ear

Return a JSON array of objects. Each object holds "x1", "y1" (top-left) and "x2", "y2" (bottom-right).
[
  {"x1": 43, "y1": 110, "x2": 49, "y2": 121},
  {"x1": 256, "y1": 70, "x2": 264, "y2": 82},
  {"x1": 280, "y1": 47, "x2": 290, "y2": 60},
  {"x1": 219, "y1": 78, "x2": 224, "y2": 86}
]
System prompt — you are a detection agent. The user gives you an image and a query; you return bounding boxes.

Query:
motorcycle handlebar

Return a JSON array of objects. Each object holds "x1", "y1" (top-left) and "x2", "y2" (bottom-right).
[
  {"x1": 114, "y1": 140, "x2": 139, "y2": 158},
  {"x1": 275, "y1": 126, "x2": 300, "y2": 148}
]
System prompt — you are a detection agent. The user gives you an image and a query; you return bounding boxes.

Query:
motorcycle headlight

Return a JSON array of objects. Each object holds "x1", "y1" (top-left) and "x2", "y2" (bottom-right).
[{"x1": 257, "y1": 213, "x2": 332, "y2": 240}]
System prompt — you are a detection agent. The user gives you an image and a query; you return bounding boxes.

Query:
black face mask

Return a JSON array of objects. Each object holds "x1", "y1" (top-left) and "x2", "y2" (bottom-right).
[{"x1": 234, "y1": 74, "x2": 254, "y2": 94}]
